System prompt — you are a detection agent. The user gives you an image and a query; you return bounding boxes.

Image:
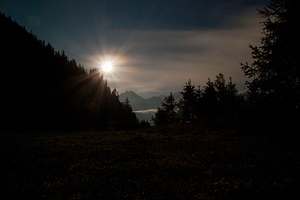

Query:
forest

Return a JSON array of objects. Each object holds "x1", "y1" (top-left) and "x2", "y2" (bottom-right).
[
  {"x1": 0, "y1": 13, "x2": 137, "y2": 131},
  {"x1": 153, "y1": 0, "x2": 299, "y2": 134},
  {"x1": 0, "y1": 1, "x2": 299, "y2": 199},
  {"x1": 1, "y1": 0, "x2": 299, "y2": 133}
]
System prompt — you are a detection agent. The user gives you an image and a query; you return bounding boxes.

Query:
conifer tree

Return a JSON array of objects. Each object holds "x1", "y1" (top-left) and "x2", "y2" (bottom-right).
[
  {"x1": 180, "y1": 80, "x2": 199, "y2": 121},
  {"x1": 241, "y1": 0, "x2": 300, "y2": 129},
  {"x1": 201, "y1": 78, "x2": 218, "y2": 117},
  {"x1": 153, "y1": 92, "x2": 177, "y2": 125}
]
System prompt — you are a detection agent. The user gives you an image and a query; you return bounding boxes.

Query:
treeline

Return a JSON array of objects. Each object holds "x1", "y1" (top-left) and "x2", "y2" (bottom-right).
[
  {"x1": 154, "y1": 0, "x2": 300, "y2": 134},
  {"x1": 153, "y1": 74, "x2": 245, "y2": 130},
  {"x1": 0, "y1": 13, "x2": 137, "y2": 131}
]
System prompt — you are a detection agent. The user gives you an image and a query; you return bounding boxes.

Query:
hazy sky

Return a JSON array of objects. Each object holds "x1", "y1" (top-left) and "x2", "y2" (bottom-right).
[{"x1": 0, "y1": 0, "x2": 269, "y2": 98}]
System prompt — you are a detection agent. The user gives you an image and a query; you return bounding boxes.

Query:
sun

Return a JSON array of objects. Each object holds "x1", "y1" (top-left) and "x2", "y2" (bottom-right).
[{"x1": 101, "y1": 60, "x2": 113, "y2": 73}]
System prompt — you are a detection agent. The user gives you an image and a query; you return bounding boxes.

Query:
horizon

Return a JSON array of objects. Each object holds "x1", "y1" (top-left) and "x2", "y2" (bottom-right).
[
  {"x1": 1, "y1": 1, "x2": 299, "y2": 198},
  {"x1": 0, "y1": 0, "x2": 268, "y2": 97},
  {"x1": 119, "y1": 90, "x2": 179, "y2": 99}
]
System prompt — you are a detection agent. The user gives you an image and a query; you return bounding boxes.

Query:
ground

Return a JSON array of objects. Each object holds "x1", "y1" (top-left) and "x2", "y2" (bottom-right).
[{"x1": 0, "y1": 129, "x2": 299, "y2": 199}]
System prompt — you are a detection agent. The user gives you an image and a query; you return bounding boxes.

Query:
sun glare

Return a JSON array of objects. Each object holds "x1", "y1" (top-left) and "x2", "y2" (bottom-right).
[{"x1": 101, "y1": 61, "x2": 113, "y2": 73}]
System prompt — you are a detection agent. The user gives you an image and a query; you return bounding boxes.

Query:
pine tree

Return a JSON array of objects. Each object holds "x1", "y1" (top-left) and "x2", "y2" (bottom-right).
[
  {"x1": 241, "y1": 0, "x2": 300, "y2": 129},
  {"x1": 201, "y1": 78, "x2": 218, "y2": 118},
  {"x1": 180, "y1": 80, "x2": 198, "y2": 121},
  {"x1": 153, "y1": 92, "x2": 177, "y2": 125}
]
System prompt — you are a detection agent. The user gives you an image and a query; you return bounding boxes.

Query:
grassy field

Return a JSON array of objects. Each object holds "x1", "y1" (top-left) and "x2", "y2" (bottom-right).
[{"x1": 1, "y1": 129, "x2": 299, "y2": 199}]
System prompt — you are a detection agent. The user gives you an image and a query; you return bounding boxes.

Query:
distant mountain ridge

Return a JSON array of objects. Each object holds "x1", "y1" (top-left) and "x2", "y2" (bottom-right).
[
  {"x1": 119, "y1": 91, "x2": 182, "y2": 111},
  {"x1": 119, "y1": 91, "x2": 161, "y2": 111},
  {"x1": 119, "y1": 91, "x2": 182, "y2": 123}
]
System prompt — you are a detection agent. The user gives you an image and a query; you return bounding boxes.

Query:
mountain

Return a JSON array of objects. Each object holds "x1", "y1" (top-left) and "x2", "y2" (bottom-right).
[
  {"x1": 119, "y1": 91, "x2": 162, "y2": 111},
  {"x1": 118, "y1": 91, "x2": 145, "y2": 110},
  {"x1": 119, "y1": 91, "x2": 182, "y2": 123},
  {"x1": 119, "y1": 91, "x2": 162, "y2": 123},
  {"x1": 119, "y1": 91, "x2": 182, "y2": 111}
]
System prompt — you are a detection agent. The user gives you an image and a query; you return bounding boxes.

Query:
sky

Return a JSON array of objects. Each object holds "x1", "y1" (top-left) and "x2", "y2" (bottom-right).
[{"x1": 0, "y1": 0, "x2": 269, "y2": 98}]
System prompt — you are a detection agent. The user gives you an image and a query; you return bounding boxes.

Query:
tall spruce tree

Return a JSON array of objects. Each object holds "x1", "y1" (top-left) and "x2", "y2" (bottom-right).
[
  {"x1": 180, "y1": 80, "x2": 199, "y2": 121},
  {"x1": 153, "y1": 92, "x2": 177, "y2": 125},
  {"x1": 201, "y1": 78, "x2": 218, "y2": 118},
  {"x1": 241, "y1": 0, "x2": 300, "y2": 129}
]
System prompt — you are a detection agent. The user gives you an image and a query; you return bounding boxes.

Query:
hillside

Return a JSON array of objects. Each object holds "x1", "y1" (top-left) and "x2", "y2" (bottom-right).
[{"x1": 0, "y1": 13, "x2": 137, "y2": 130}]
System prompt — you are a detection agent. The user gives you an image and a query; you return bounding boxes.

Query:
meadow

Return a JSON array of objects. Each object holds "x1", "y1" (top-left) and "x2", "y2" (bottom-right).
[{"x1": 1, "y1": 129, "x2": 299, "y2": 199}]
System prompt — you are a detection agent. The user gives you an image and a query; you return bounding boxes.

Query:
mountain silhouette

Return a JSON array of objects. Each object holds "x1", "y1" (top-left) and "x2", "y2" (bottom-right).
[
  {"x1": 119, "y1": 91, "x2": 162, "y2": 111},
  {"x1": 119, "y1": 91, "x2": 182, "y2": 111},
  {"x1": 119, "y1": 91, "x2": 182, "y2": 123}
]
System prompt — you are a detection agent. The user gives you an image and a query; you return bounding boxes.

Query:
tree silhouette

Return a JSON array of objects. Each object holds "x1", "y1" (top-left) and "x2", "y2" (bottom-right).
[
  {"x1": 180, "y1": 80, "x2": 199, "y2": 122},
  {"x1": 0, "y1": 13, "x2": 138, "y2": 131},
  {"x1": 153, "y1": 92, "x2": 177, "y2": 125},
  {"x1": 241, "y1": 0, "x2": 300, "y2": 130},
  {"x1": 201, "y1": 78, "x2": 218, "y2": 118},
  {"x1": 153, "y1": 73, "x2": 242, "y2": 130}
]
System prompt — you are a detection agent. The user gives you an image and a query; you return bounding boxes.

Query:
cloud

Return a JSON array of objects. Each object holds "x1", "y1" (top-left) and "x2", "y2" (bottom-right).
[
  {"x1": 0, "y1": 0, "x2": 268, "y2": 98},
  {"x1": 98, "y1": 9, "x2": 262, "y2": 96},
  {"x1": 68, "y1": 8, "x2": 262, "y2": 97}
]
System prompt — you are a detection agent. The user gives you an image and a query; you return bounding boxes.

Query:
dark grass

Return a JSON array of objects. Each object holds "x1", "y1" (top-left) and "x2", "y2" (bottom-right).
[{"x1": 1, "y1": 129, "x2": 299, "y2": 199}]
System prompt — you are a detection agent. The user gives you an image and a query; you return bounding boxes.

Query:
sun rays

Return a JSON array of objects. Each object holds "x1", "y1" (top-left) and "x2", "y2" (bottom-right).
[{"x1": 101, "y1": 60, "x2": 113, "y2": 73}]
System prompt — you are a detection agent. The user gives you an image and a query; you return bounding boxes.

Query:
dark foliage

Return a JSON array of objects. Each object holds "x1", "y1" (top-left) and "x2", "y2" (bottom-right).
[
  {"x1": 154, "y1": 0, "x2": 300, "y2": 134},
  {"x1": 154, "y1": 73, "x2": 244, "y2": 130},
  {"x1": 0, "y1": 13, "x2": 137, "y2": 131},
  {"x1": 241, "y1": 0, "x2": 300, "y2": 132},
  {"x1": 153, "y1": 92, "x2": 177, "y2": 125},
  {"x1": 179, "y1": 80, "x2": 199, "y2": 122}
]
